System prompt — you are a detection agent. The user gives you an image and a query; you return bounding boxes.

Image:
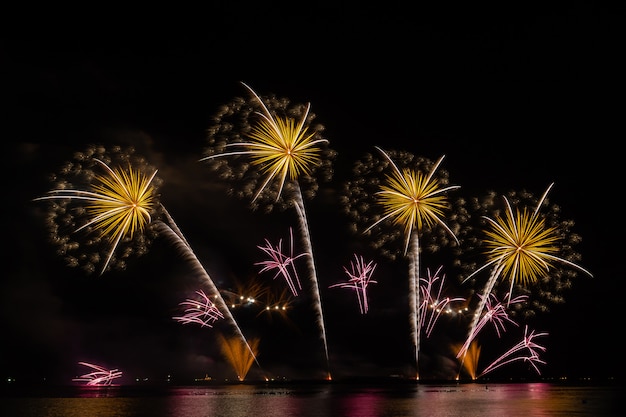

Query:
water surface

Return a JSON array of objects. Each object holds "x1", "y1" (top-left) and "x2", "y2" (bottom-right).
[{"x1": 1, "y1": 382, "x2": 622, "y2": 417}]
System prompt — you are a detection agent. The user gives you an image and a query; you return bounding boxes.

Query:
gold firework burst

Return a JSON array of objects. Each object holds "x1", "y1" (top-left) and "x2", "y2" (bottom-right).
[
  {"x1": 200, "y1": 82, "x2": 328, "y2": 202},
  {"x1": 365, "y1": 147, "x2": 460, "y2": 254},
  {"x1": 477, "y1": 183, "x2": 592, "y2": 293},
  {"x1": 36, "y1": 158, "x2": 158, "y2": 274}
]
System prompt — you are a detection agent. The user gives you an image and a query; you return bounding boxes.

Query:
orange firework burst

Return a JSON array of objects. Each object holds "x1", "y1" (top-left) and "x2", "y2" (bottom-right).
[{"x1": 218, "y1": 333, "x2": 260, "y2": 381}]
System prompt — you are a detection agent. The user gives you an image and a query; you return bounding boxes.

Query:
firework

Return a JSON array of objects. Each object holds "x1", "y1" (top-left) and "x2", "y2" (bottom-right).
[
  {"x1": 456, "y1": 292, "x2": 527, "y2": 360},
  {"x1": 219, "y1": 274, "x2": 296, "y2": 326},
  {"x1": 221, "y1": 274, "x2": 268, "y2": 310},
  {"x1": 201, "y1": 83, "x2": 335, "y2": 379},
  {"x1": 200, "y1": 84, "x2": 327, "y2": 204},
  {"x1": 464, "y1": 185, "x2": 593, "y2": 319},
  {"x1": 200, "y1": 82, "x2": 335, "y2": 211},
  {"x1": 343, "y1": 147, "x2": 461, "y2": 379},
  {"x1": 477, "y1": 326, "x2": 548, "y2": 378},
  {"x1": 458, "y1": 184, "x2": 593, "y2": 372},
  {"x1": 329, "y1": 254, "x2": 377, "y2": 314},
  {"x1": 153, "y1": 209, "x2": 263, "y2": 375},
  {"x1": 363, "y1": 148, "x2": 460, "y2": 255},
  {"x1": 419, "y1": 266, "x2": 465, "y2": 338},
  {"x1": 173, "y1": 289, "x2": 224, "y2": 327},
  {"x1": 218, "y1": 334, "x2": 261, "y2": 382},
  {"x1": 458, "y1": 341, "x2": 481, "y2": 380},
  {"x1": 256, "y1": 227, "x2": 307, "y2": 296},
  {"x1": 72, "y1": 361, "x2": 122, "y2": 386},
  {"x1": 36, "y1": 145, "x2": 262, "y2": 378},
  {"x1": 256, "y1": 287, "x2": 296, "y2": 323},
  {"x1": 34, "y1": 145, "x2": 161, "y2": 275}
]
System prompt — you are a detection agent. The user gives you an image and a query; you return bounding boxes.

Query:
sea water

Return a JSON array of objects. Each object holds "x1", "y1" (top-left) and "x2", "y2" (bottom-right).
[{"x1": 0, "y1": 382, "x2": 622, "y2": 417}]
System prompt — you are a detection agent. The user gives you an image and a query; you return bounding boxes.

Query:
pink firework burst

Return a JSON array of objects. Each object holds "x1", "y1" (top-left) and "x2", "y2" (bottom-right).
[
  {"x1": 72, "y1": 361, "x2": 122, "y2": 386},
  {"x1": 329, "y1": 254, "x2": 377, "y2": 314},
  {"x1": 418, "y1": 266, "x2": 466, "y2": 338},
  {"x1": 173, "y1": 290, "x2": 224, "y2": 328},
  {"x1": 478, "y1": 325, "x2": 548, "y2": 378},
  {"x1": 256, "y1": 227, "x2": 307, "y2": 296},
  {"x1": 457, "y1": 292, "x2": 527, "y2": 359}
]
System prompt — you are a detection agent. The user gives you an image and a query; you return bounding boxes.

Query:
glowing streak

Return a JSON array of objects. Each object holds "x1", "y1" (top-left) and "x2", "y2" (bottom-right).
[
  {"x1": 329, "y1": 254, "x2": 377, "y2": 314},
  {"x1": 293, "y1": 186, "x2": 331, "y2": 380},
  {"x1": 173, "y1": 289, "x2": 224, "y2": 327},
  {"x1": 478, "y1": 326, "x2": 548, "y2": 377},
  {"x1": 457, "y1": 292, "x2": 527, "y2": 360},
  {"x1": 256, "y1": 227, "x2": 306, "y2": 296},
  {"x1": 418, "y1": 266, "x2": 465, "y2": 337},
  {"x1": 365, "y1": 148, "x2": 459, "y2": 380},
  {"x1": 201, "y1": 83, "x2": 333, "y2": 379},
  {"x1": 459, "y1": 184, "x2": 592, "y2": 376},
  {"x1": 408, "y1": 234, "x2": 420, "y2": 379},
  {"x1": 72, "y1": 362, "x2": 122, "y2": 386},
  {"x1": 153, "y1": 210, "x2": 262, "y2": 376}
]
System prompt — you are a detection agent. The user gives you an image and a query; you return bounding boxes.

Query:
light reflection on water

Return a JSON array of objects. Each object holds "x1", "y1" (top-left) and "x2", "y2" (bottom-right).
[{"x1": 0, "y1": 382, "x2": 621, "y2": 417}]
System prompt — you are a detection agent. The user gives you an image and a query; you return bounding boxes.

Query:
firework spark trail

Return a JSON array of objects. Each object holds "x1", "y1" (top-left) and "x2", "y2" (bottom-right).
[
  {"x1": 329, "y1": 254, "x2": 377, "y2": 314},
  {"x1": 457, "y1": 292, "x2": 526, "y2": 360},
  {"x1": 153, "y1": 219, "x2": 262, "y2": 372},
  {"x1": 478, "y1": 325, "x2": 548, "y2": 378},
  {"x1": 173, "y1": 289, "x2": 224, "y2": 327},
  {"x1": 35, "y1": 147, "x2": 263, "y2": 378},
  {"x1": 256, "y1": 227, "x2": 306, "y2": 296},
  {"x1": 201, "y1": 83, "x2": 334, "y2": 379},
  {"x1": 358, "y1": 148, "x2": 460, "y2": 380},
  {"x1": 160, "y1": 204, "x2": 191, "y2": 247},
  {"x1": 159, "y1": 205, "x2": 261, "y2": 372},
  {"x1": 408, "y1": 234, "x2": 421, "y2": 379},
  {"x1": 73, "y1": 362, "x2": 122, "y2": 386},
  {"x1": 458, "y1": 183, "x2": 592, "y2": 376},
  {"x1": 419, "y1": 266, "x2": 465, "y2": 338},
  {"x1": 293, "y1": 186, "x2": 331, "y2": 379}
]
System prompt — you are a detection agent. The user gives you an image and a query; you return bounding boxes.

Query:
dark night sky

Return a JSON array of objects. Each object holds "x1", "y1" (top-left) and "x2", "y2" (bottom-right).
[{"x1": 2, "y1": 3, "x2": 623, "y2": 384}]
